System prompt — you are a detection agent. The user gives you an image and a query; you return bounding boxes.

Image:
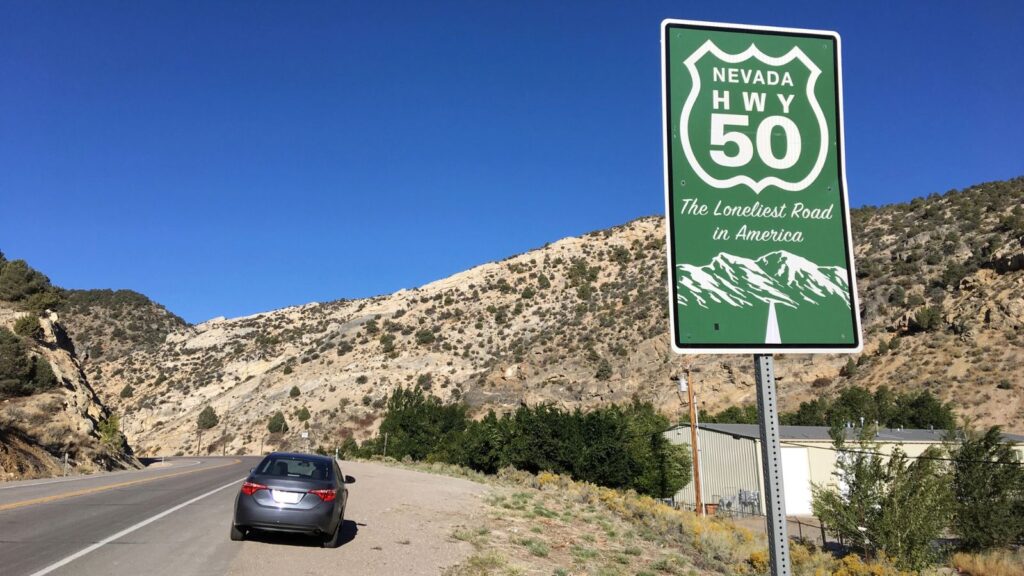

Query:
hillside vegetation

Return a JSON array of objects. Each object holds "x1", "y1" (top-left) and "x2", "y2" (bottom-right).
[
  {"x1": 6, "y1": 176, "x2": 1023, "y2": 458},
  {"x1": 0, "y1": 254, "x2": 140, "y2": 478}
]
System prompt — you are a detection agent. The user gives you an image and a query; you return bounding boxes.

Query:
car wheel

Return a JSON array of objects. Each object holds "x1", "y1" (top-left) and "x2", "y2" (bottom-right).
[
  {"x1": 322, "y1": 521, "x2": 342, "y2": 548},
  {"x1": 230, "y1": 524, "x2": 245, "y2": 541}
]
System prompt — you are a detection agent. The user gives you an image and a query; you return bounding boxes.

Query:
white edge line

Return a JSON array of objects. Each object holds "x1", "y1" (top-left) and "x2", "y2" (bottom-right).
[{"x1": 27, "y1": 476, "x2": 245, "y2": 576}]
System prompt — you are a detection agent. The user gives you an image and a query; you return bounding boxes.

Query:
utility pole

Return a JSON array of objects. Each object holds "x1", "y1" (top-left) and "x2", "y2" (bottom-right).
[
  {"x1": 221, "y1": 418, "x2": 227, "y2": 456},
  {"x1": 197, "y1": 428, "x2": 203, "y2": 457},
  {"x1": 680, "y1": 369, "x2": 704, "y2": 516},
  {"x1": 382, "y1": 432, "x2": 389, "y2": 458}
]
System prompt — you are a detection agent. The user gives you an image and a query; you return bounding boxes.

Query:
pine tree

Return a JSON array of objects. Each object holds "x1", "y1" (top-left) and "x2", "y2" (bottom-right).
[
  {"x1": 197, "y1": 406, "x2": 219, "y2": 430},
  {"x1": 949, "y1": 426, "x2": 1024, "y2": 550},
  {"x1": 268, "y1": 411, "x2": 288, "y2": 433}
]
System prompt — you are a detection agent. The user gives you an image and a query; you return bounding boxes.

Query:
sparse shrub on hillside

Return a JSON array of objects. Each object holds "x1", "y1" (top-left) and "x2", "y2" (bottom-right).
[
  {"x1": 336, "y1": 340, "x2": 353, "y2": 355},
  {"x1": 98, "y1": 414, "x2": 123, "y2": 448},
  {"x1": 536, "y1": 273, "x2": 550, "y2": 290},
  {"x1": 197, "y1": 406, "x2": 219, "y2": 430},
  {"x1": 0, "y1": 259, "x2": 52, "y2": 302},
  {"x1": 283, "y1": 365, "x2": 293, "y2": 375},
  {"x1": 23, "y1": 291, "x2": 62, "y2": 313},
  {"x1": 355, "y1": 375, "x2": 368, "y2": 384},
  {"x1": 0, "y1": 327, "x2": 57, "y2": 397},
  {"x1": 887, "y1": 285, "x2": 906, "y2": 306},
  {"x1": 268, "y1": 411, "x2": 288, "y2": 433},
  {"x1": 876, "y1": 339, "x2": 889, "y2": 355},
  {"x1": 416, "y1": 373, "x2": 432, "y2": 390},
  {"x1": 379, "y1": 333, "x2": 396, "y2": 355},
  {"x1": 415, "y1": 329, "x2": 435, "y2": 345},
  {"x1": 594, "y1": 358, "x2": 612, "y2": 381},
  {"x1": 912, "y1": 306, "x2": 942, "y2": 332},
  {"x1": 13, "y1": 315, "x2": 42, "y2": 340},
  {"x1": 296, "y1": 406, "x2": 311, "y2": 422},
  {"x1": 841, "y1": 358, "x2": 858, "y2": 377},
  {"x1": 609, "y1": 245, "x2": 631, "y2": 264},
  {"x1": 119, "y1": 384, "x2": 134, "y2": 398},
  {"x1": 289, "y1": 385, "x2": 300, "y2": 398},
  {"x1": 939, "y1": 262, "x2": 971, "y2": 290},
  {"x1": 29, "y1": 355, "x2": 56, "y2": 391}
]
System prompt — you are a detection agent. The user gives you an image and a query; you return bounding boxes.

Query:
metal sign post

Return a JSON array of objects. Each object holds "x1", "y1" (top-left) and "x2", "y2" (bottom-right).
[{"x1": 754, "y1": 354, "x2": 790, "y2": 575}]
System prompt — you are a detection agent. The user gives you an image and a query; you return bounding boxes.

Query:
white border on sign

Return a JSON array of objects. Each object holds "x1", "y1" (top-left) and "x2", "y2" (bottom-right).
[{"x1": 660, "y1": 18, "x2": 863, "y2": 355}]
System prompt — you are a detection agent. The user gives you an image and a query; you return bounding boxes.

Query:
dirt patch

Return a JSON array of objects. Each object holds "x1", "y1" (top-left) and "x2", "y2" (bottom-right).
[{"x1": 227, "y1": 459, "x2": 488, "y2": 576}]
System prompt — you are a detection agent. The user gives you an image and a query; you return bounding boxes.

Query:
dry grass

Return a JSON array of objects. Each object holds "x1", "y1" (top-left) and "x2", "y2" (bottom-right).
[
  {"x1": 952, "y1": 549, "x2": 1024, "y2": 576},
  {"x1": 397, "y1": 461, "x2": 923, "y2": 576}
]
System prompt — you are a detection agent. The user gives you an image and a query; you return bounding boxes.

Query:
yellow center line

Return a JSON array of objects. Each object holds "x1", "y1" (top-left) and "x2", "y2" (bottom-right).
[{"x1": 0, "y1": 459, "x2": 244, "y2": 513}]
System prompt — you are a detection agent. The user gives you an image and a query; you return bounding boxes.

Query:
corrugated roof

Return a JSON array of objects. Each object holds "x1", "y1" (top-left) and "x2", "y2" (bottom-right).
[{"x1": 681, "y1": 423, "x2": 1024, "y2": 444}]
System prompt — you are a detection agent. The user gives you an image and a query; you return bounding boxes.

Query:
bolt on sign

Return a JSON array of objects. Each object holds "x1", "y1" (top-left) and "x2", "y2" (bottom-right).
[{"x1": 661, "y1": 20, "x2": 862, "y2": 354}]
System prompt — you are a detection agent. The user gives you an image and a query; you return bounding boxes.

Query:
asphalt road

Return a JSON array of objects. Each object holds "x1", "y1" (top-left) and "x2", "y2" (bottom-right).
[
  {"x1": 0, "y1": 457, "x2": 486, "y2": 576},
  {"x1": 0, "y1": 457, "x2": 256, "y2": 576}
]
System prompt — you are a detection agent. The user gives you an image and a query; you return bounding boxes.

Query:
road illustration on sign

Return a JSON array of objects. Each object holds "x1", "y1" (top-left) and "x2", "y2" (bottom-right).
[
  {"x1": 662, "y1": 21, "x2": 861, "y2": 353},
  {"x1": 675, "y1": 251, "x2": 851, "y2": 343}
]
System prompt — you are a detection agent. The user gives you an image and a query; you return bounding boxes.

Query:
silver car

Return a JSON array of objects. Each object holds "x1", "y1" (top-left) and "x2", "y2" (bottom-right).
[{"x1": 231, "y1": 452, "x2": 352, "y2": 547}]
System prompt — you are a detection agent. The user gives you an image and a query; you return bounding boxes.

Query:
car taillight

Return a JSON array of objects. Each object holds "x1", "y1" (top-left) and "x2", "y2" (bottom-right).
[
  {"x1": 308, "y1": 489, "x2": 336, "y2": 502},
  {"x1": 241, "y1": 481, "x2": 268, "y2": 496}
]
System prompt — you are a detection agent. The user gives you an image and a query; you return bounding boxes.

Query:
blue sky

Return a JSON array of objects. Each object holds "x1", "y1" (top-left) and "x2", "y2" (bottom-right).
[{"x1": 1, "y1": 1, "x2": 1021, "y2": 323}]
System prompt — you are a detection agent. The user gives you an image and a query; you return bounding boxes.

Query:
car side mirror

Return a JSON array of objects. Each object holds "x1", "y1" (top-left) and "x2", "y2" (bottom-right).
[
  {"x1": 344, "y1": 475, "x2": 356, "y2": 484},
  {"x1": 250, "y1": 468, "x2": 255, "y2": 474}
]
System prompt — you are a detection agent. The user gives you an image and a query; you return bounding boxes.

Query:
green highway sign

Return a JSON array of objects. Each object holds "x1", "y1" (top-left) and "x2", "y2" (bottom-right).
[{"x1": 661, "y1": 20, "x2": 862, "y2": 353}]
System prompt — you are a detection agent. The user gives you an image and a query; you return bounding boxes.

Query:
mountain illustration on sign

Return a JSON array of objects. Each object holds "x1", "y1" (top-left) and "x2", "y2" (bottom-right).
[{"x1": 676, "y1": 251, "x2": 850, "y2": 343}]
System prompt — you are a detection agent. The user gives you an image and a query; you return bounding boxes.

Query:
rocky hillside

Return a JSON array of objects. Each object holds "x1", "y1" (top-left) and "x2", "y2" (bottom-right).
[
  {"x1": 0, "y1": 306, "x2": 138, "y2": 479},
  {"x1": 81, "y1": 177, "x2": 1023, "y2": 457},
  {"x1": 59, "y1": 289, "x2": 187, "y2": 361}
]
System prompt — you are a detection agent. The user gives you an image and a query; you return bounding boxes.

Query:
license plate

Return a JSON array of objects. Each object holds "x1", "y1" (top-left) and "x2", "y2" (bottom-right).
[{"x1": 271, "y1": 490, "x2": 301, "y2": 504}]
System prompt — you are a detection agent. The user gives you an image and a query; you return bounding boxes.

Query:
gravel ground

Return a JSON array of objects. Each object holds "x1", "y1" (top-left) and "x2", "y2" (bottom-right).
[{"x1": 227, "y1": 459, "x2": 488, "y2": 576}]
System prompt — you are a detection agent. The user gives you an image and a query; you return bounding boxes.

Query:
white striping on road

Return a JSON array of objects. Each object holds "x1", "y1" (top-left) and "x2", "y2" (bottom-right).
[{"x1": 27, "y1": 476, "x2": 245, "y2": 576}]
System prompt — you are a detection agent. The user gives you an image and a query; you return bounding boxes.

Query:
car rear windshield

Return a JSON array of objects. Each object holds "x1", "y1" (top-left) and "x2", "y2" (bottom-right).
[{"x1": 256, "y1": 456, "x2": 332, "y2": 480}]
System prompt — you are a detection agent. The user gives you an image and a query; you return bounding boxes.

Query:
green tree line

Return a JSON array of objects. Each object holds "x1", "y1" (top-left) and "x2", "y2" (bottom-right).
[
  {"x1": 700, "y1": 385, "x2": 955, "y2": 430},
  {"x1": 812, "y1": 424, "x2": 1024, "y2": 571},
  {"x1": 342, "y1": 387, "x2": 692, "y2": 499}
]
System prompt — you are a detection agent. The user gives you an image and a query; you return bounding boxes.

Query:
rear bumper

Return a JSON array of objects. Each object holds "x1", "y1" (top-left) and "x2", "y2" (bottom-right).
[{"x1": 234, "y1": 495, "x2": 338, "y2": 535}]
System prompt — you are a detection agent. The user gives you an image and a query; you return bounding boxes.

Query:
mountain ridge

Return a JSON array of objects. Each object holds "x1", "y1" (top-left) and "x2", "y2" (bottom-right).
[{"x1": 5, "y1": 176, "x2": 1023, "y2": 458}]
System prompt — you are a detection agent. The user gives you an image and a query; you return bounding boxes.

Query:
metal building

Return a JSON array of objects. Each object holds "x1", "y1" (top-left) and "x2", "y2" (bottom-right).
[{"x1": 665, "y1": 423, "x2": 1024, "y2": 517}]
